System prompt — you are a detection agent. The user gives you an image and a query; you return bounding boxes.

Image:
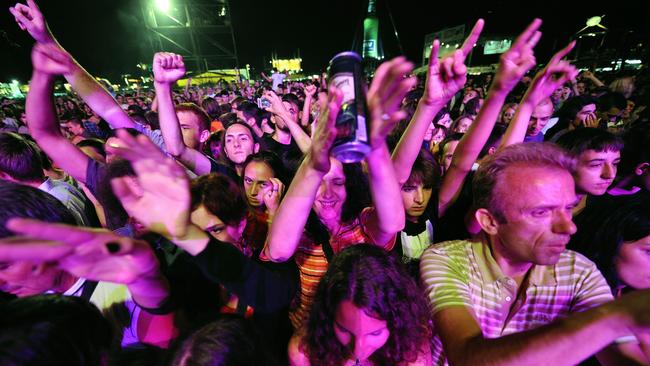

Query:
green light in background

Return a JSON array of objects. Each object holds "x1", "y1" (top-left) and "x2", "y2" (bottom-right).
[{"x1": 155, "y1": 0, "x2": 170, "y2": 13}]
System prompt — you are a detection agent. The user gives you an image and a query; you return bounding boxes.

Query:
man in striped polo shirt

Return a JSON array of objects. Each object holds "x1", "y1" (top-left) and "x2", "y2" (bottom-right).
[{"x1": 421, "y1": 142, "x2": 650, "y2": 365}]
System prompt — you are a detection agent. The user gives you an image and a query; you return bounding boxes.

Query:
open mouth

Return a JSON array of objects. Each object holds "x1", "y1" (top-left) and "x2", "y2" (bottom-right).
[{"x1": 318, "y1": 200, "x2": 337, "y2": 208}]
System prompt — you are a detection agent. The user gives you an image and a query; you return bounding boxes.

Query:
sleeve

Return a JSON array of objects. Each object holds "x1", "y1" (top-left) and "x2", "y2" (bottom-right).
[
  {"x1": 84, "y1": 159, "x2": 106, "y2": 198},
  {"x1": 191, "y1": 237, "x2": 299, "y2": 314},
  {"x1": 570, "y1": 253, "x2": 615, "y2": 314},
  {"x1": 132, "y1": 124, "x2": 167, "y2": 153},
  {"x1": 419, "y1": 244, "x2": 473, "y2": 314}
]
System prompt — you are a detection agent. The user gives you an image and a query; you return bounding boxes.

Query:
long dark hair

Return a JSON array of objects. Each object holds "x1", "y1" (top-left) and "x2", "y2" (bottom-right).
[
  {"x1": 304, "y1": 162, "x2": 370, "y2": 248},
  {"x1": 303, "y1": 245, "x2": 432, "y2": 365}
]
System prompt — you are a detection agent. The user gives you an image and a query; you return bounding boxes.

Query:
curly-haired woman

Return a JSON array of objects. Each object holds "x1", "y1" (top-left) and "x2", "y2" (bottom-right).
[{"x1": 288, "y1": 245, "x2": 433, "y2": 366}]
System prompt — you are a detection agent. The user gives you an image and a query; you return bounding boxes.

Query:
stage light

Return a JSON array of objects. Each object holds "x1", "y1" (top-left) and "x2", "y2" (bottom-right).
[
  {"x1": 155, "y1": 0, "x2": 170, "y2": 13},
  {"x1": 586, "y1": 16, "x2": 602, "y2": 27}
]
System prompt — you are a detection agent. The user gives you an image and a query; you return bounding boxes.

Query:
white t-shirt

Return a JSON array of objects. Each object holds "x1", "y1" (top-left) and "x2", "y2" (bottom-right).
[{"x1": 271, "y1": 72, "x2": 286, "y2": 91}]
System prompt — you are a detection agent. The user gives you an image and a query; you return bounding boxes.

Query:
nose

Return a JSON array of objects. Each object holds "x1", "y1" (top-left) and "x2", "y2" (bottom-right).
[
  {"x1": 233, "y1": 139, "x2": 241, "y2": 148},
  {"x1": 601, "y1": 163, "x2": 616, "y2": 180},
  {"x1": 353, "y1": 336, "x2": 368, "y2": 361},
  {"x1": 250, "y1": 182, "x2": 260, "y2": 196},
  {"x1": 414, "y1": 187, "x2": 424, "y2": 204},
  {"x1": 552, "y1": 209, "x2": 577, "y2": 236}
]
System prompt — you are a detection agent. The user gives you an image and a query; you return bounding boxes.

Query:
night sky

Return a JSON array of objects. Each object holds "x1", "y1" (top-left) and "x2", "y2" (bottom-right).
[{"x1": 1, "y1": 0, "x2": 647, "y2": 83}]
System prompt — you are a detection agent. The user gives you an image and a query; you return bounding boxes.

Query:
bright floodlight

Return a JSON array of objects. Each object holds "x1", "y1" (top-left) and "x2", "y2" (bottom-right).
[
  {"x1": 586, "y1": 16, "x2": 602, "y2": 27},
  {"x1": 156, "y1": 0, "x2": 170, "y2": 13}
]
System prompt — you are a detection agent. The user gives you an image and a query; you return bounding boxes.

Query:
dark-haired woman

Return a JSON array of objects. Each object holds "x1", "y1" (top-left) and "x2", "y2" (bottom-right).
[
  {"x1": 289, "y1": 245, "x2": 432, "y2": 366},
  {"x1": 264, "y1": 59, "x2": 414, "y2": 329}
]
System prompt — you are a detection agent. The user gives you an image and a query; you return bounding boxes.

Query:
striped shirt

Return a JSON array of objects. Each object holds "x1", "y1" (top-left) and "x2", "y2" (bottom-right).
[
  {"x1": 420, "y1": 240, "x2": 614, "y2": 366},
  {"x1": 288, "y1": 207, "x2": 395, "y2": 329}
]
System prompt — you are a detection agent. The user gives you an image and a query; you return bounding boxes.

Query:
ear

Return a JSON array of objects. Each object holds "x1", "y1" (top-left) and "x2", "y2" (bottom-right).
[
  {"x1": 199, "y1": 129, "x2": 211, "y2": 144},
  {"x1": 488, "y1": 146, "x2": 497, "y2": 155},
  {"x1": 635, "y1": 162, "x2": 649, "y2": 176},
  {"x1": 254, "y1": 143, "x2": 260, "y2": 154},
  {"x1": 475, "y1": 208, "x2": 499, "y2": 236}
]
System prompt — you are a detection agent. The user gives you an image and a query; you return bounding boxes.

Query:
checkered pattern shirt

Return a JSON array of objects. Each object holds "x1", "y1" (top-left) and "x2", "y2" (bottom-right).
[{"x1": 420, "y1": 240, "x2": 614, "y2": 366}]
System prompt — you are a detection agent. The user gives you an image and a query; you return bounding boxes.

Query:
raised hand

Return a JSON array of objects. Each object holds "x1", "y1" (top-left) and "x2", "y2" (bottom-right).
[
  {"x1": 304, "y1": 84, "x2": 317, "y2": 98},
  {"x1": 309, "y1": 87, "x2": 343, "y2": 173},
  {"x1": 367, "y1": 57, "x2": 416, "y2": 149},
  {"x1": 9, "y1": 0, "x2": 54, "y2": 44},
  {"x1": 421, "y1": 19, "x2": 484, "y2": 106},
  {"x1": 581, "y1": 112, "x2": 600, "y2": 128},
  {"x1": 1, "y1": 218, "x2": 160, "y2": 285},
  {"x1": 522, "y1": 41, "x2": 579, "y2": 106},
  {"x1": 262, "y1": 177, "x2": 285, "y2": 215},
  {"x1": 262, "y1": 90, "x2": 287, "y2": 117},
  {"x1": 491, "y1": 19, "x2": 542, "y2": 93},
  {"x1": 153, "y1": 52, "x2": 186, "y2": 85},
  {"x1": 31, "y1": 43, "x2": 73, "y2": 75},
  {"x1": 106, "y1": 129, "x2": 191, "y2": 239}
]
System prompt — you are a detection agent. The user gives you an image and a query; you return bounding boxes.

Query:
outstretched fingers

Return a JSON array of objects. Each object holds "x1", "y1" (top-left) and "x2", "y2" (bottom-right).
[
  {"x1": 511, "y1": 18, "x2": 542, "y2": 52},
  {"x1": 459, "y1": 19, "x2": 484, "y2": 59},
  {"x1": 549, "y1": 40, "x2": 576, "y2": 65}
]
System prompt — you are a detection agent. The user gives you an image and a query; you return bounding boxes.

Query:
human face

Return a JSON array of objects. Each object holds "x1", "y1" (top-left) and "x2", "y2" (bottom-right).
[
  {"x1": 577, "y1": 82, "x2": 586, "y2": 95},
  {"x1": 431, "y1": 128, "x2": 446, "y2": 146},
  {"x1": 491, "y1": 166, "x2": 578, "y2": 267},
  {"x1": 0, "y1": 261, "x2": 60, "y2": 297},
  {"x1": 561, "y1": 86, "x2": 572, "y2": 101},
  {"x1": 614, "y1": 234, "x2": 650, "y2": 290},
  {"x1": 65, "y1": 121, "x2": 85, "y2": 136},
  {"x1": 526, "y1": 103, "x2": 553, "y2": 137},
  {"x1": 502, "y1": 107, "x2": 516, "y2": 125},
  {"x1": 283, "y1": 101, "x2": 298, "y2": 122},
  {"x1": 313, "y1": 159, "x2": 346, "y2": 223},
  {"x1": 551, "y1": 87, "x2": 563, "y2": 102},
  {"x1": 574, "y1": 149, "x2": 620, "y2": 196},
  {"x1": 209, "y1": 140, "x2": 222, "y2": 160},
  {"x1": 334, "y1": 300, "x2": 390, "y2": 363},
  {"x1": 436, "y1": 113, "x2": 452, "y2": 129},
  {"x1": 190, "y1": 205, "x2": 244, "y2": 244},
  {"x1": 224, "y1": 124, "x2": 256, "y2": 164},
  {"x1": 573, "y1": 103, "x2": 597, "y2": 127},
  {"x1": 463, "y1": 90, "x2": 478, "y2": 104},
  {"x1": 19, "y1": 112, "x2": 27, "y2": 125},
  {"x1": 623, "y1": 100, "x2": 635, "y2": 119},
  {"x1": 243, "y1": 161, "x2": 275, "y2": 208},
  {"x1": 401, "y1": 181, "x2": 433, "y2": 219},
  {"x1": 177, "y1": 111, "x2": 203, "y2": 149},
  {"x1": 441, "y1": 140, "x2": 459, "y2": 173},
  {"x1": 454, "y1": 117, "x2": 473, "y2": 134}
]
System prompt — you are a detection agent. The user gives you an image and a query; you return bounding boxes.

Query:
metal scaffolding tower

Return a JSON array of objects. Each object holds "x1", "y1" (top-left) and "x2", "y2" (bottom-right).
[{"x1": 141, "y1": 0, "x2": 239, "y2": 72}]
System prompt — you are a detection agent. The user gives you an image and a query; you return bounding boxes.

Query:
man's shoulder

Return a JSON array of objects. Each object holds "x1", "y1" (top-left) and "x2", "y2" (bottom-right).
[{"x1": 422, "y1": 239, "x2": 475, "y2": 260}]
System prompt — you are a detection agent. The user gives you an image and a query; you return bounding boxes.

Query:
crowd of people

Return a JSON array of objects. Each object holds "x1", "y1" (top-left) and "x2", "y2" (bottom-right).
[{"x1": 1, "y1": 1, "x2": 650, "y2": 365}]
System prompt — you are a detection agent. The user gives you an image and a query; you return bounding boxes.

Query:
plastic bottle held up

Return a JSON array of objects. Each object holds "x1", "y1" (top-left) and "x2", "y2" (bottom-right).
[{"x1": 327, "y1": 51, "x2": 371, "y2": 163}]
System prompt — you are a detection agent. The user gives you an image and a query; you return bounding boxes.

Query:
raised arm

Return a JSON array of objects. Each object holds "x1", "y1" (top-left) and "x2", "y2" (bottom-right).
[
  {"x1": 392, "y1": 19, "x2": 484, "y2": 185},
  {"x1": 582, "y1": 70, "x2": 605, "y2": 88},
  {"x1": 26, "y1": 43, "x2": 91, "y2": 183},
  {"x1": 11, "y1": 0, "x2": 135, "y2": 129},
  {"x1": 439, "y1": 19, "x2": 542, "y2": 216},
  {"x1": 301, "y1": 84, "x2": 317, "y2": 127},
  {"x1": 363, "y1": 57, "x2": 416, "y2": 245},
  {"x1": 500, "y1": 42, "x2": 578, "y2": 148},
  {"x1": 153, "y1": 52, "x2": 212, "y2": 174},
  {"x1": 264, "y1": 88, "x2": 343, "y2": 262},
  {"x1": 264, "y1": 90, "x2": 312, "y2": 153}
]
